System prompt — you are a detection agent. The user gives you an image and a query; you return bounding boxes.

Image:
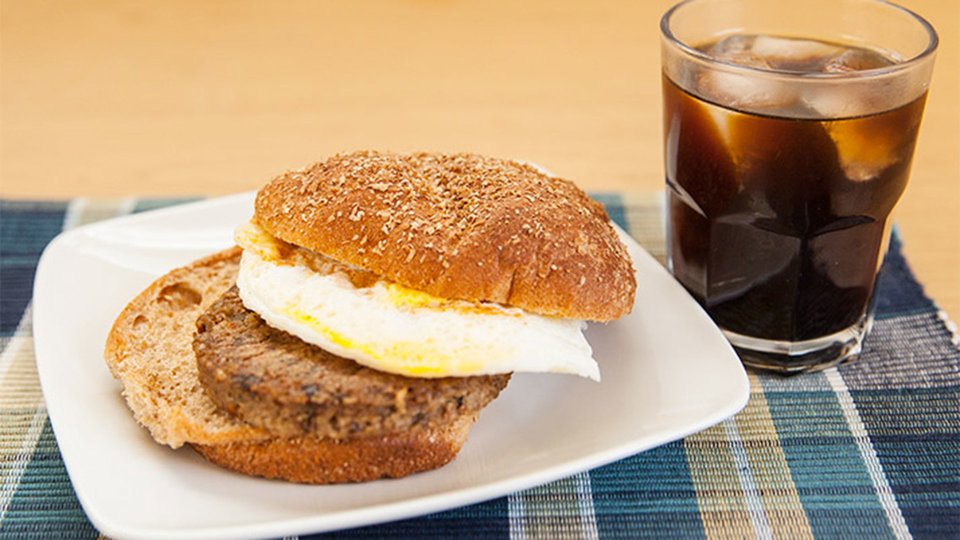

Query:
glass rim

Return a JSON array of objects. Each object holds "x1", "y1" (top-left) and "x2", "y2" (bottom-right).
[{"x1": 660, "y1": 0, "x2": 939, "y2": 80}]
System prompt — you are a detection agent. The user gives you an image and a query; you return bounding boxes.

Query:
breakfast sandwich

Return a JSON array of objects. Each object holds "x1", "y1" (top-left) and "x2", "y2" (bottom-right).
[{"x1": 105, "y1": 151, "x2": 637, "y2": 483}]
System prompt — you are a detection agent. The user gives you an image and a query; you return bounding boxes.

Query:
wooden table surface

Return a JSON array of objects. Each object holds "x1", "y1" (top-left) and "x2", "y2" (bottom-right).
[{"x1": 2, "y1": 0, "x2": 958, "y2": 320}]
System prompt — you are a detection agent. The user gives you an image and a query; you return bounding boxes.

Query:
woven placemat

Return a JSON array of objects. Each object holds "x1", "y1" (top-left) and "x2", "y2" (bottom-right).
[{"x1": 1, "y1": 195, "x2": 957, "y2": 539}]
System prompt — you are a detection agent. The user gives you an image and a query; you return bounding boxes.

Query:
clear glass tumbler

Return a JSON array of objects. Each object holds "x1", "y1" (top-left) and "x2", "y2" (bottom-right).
[{"x1": 660, "y1": 0, "x2": 937, "y2": 373}]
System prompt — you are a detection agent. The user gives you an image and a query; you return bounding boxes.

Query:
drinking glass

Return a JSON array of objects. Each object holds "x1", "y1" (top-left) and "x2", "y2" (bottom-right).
[{"x1": 660, "y1": 0, "x2": 937, "y2": 373}]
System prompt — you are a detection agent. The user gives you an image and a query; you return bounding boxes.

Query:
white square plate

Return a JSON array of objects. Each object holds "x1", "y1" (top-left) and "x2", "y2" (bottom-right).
[{"x1": 33, "y1": 192, "x2": 748, "y2": 540}]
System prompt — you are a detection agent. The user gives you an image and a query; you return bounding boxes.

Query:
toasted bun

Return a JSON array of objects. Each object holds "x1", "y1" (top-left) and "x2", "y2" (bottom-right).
[
  {"x1": 104, "y1": 249, "x2": 479, "y2": 483},
  {"x1": 254, "y1": 151, "x2": 636, "y2": 321},
  {"x1": 192, "y1": 414, "x2": 475, "y2": 484},
  {"x1": 104, "y1": 247, "x2": 267, "y2": 448}
]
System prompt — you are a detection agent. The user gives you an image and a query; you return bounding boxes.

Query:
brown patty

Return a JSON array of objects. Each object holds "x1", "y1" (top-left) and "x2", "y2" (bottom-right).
[
  {"x1": 254, "y1": 151, "x2": 636, "y2": 321},
  {"x1": 193, "y1": 287, "x2": 510, "y2": 440}
]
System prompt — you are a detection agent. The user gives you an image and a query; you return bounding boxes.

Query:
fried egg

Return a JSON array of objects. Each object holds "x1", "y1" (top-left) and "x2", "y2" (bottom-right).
[{"x1": 234, "y1": 223, "x2": 599, "y2": 380}]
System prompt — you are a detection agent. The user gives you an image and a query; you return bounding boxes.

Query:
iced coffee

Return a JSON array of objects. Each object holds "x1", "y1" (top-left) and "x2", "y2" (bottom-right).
[{"x1": 660, "y1": 1, "x2": 937, "y2": 372}]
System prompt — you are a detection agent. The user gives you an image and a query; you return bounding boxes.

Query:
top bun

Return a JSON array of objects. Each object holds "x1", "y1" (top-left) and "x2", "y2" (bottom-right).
[{"x1": 254, "y1": 151, "x2": 635, "y2": 321}]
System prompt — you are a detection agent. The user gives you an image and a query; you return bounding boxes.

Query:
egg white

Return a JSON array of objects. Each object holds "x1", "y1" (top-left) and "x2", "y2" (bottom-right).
[{"x1": 234, "y1": 225, "x2": 599, "y2": 380}]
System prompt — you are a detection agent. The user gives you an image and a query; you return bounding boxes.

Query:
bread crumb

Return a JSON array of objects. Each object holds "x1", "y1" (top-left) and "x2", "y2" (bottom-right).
[{"x1": 348, "y1": 206, "x2": 365, "y2": 222}]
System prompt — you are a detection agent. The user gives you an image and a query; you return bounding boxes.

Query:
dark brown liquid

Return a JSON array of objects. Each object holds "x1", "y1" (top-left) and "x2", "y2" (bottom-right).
[{"x1": 664, "y1": 73, "x2": 926, "y2": 342}]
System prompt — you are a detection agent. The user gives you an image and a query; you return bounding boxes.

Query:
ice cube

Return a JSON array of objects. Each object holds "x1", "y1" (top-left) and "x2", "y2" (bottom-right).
[
  {"x1": 708, "y1": 34, "x2": 755, "y2": 56},
  {"x1": 825, "y1": 119, "x2": 900, "y2": 181},
  {"x1": 709, "y1": 34, "x2": 845, "y2": 73},
  {"x1": 801, "y1": 77, "x2": 896, "y2": 120},
  {"x1": 706, "y1": 35, "x2": 773, "y2": 70},
  {"x1": 706, "y1": 34, "x2": 893, "y2": 75},
  {"x1": 801, "y1": 87, "x2": 866, "y2": 119},
  {"x1": 697, "y1": 69, "x2": 797, "y2": 112},
  {"x1": 699, "y1": 34, "x2": 843, "y2": 112},
  {"x1": 749, "y1": 35, "x2": 844, "y2": 69},
  {"x1": 824, "y1": 48, "x2": 895, "y2": 73}
]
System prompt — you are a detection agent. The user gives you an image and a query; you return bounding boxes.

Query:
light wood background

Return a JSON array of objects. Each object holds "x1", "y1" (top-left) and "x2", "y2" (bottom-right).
[{"x1": 2, "y1": 0, "x2": 957, "y2": 319}]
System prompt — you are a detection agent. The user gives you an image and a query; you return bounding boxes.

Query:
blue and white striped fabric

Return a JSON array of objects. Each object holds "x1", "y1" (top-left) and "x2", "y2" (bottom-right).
[{"x1": 1, "y1": 195, "x2": 957, "y2": 539}]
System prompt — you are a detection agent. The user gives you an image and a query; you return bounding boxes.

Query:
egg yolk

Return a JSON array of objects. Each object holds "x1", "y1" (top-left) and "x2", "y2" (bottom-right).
[{"x1": 284, "y1": 306, "x2": 489, "y2": 376}]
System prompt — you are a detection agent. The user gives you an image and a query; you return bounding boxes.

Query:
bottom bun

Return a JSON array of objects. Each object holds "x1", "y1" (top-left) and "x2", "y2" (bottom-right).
[
  {"x1": 105, "y1": 247, "x2": 489, "y2": 484},
  {"x1": 192, "y1": 414, "x2": 476, "y2": 484}
]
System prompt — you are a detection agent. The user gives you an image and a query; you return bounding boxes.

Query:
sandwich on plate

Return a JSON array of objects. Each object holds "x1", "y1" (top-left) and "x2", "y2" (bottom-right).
[{"x1": 104, "y1": 151, "x2": 636, "y2": 483}]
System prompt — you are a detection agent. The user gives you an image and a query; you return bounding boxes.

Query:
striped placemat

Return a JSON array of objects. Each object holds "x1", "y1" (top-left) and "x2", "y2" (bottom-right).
[{"x1": 1, "y1": 195, "x2": 957, "y2": 539}]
